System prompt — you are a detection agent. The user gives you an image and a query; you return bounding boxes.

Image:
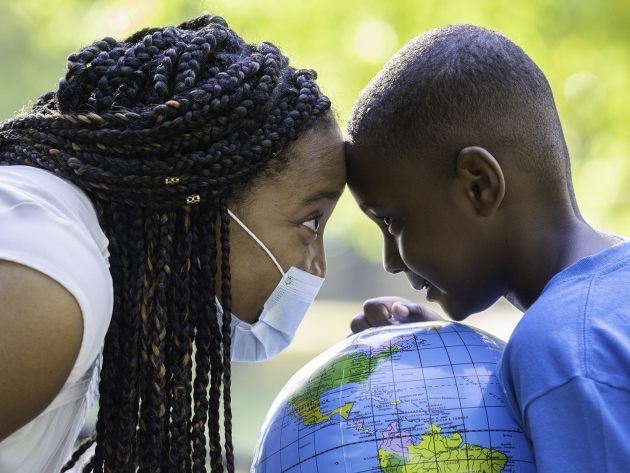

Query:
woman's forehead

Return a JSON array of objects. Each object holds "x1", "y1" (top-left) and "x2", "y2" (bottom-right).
[
  {"x1": 235, "y1": 126, "x2": 346, "y2": 214},
  {"x1": 279, "y1": 126, "x2": 345, "y2": 184}
]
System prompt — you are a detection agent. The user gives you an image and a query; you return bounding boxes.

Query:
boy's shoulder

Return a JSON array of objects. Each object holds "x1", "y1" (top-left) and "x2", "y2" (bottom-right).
[
  {"x1": 505, "y1": 238, "x2": 630, "y2": 387},
  {"x1": 546, "y1": 237, "x2": 630, "y2": 300},
  {"x1": 519, "y1": 238, "x2": 630, "y2": 330}
]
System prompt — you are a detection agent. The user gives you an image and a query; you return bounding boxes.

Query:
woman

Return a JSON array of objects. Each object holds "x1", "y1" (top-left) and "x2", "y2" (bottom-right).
[{"x1": 0, "y1": 14, "x2": 345, "y2": 473}]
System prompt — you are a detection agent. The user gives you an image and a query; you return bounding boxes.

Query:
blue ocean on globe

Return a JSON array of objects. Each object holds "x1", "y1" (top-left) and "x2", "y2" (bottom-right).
[{"x1": 251, "y1": 320, "x2": 536, "y2": 473}]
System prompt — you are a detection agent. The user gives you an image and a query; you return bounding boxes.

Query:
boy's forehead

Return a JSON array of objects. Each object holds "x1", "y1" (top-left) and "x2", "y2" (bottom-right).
[
  {"x1": 346, "y1": 141, "x2": 387, "y2": 176},
  {"x1": 346, "y1": 139, "x2": 440, "y2": 209},
  {"x1": 346, "y1": 140, "x2": 411, "y2": 179},
  {"x1": 346, "y1": 138, "x2": 390, "y2": 160},
  {"x1": 346, "y1": 141, "x2": 404, "y2": 199}
]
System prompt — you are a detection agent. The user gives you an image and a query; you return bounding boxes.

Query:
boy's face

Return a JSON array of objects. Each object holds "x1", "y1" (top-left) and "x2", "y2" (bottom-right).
[{"x1": 346, "y1": 141, "x2": 505, "y2": 320}]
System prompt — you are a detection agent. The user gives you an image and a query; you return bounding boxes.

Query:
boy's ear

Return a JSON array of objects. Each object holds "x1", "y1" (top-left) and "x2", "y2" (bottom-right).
[{"x1": 455, "y1": 146, "x2": 505, "y2": 217}]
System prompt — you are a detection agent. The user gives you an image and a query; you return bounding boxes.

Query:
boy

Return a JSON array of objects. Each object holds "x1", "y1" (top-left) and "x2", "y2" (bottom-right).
[{"x1": 345, "y1": 24, "x2": 630, "y2": 472}]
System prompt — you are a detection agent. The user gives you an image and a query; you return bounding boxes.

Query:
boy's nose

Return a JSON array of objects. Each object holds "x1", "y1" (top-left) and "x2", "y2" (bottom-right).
[{"x1": 383, "y1": 236, "x2": 406, "y2": 274}]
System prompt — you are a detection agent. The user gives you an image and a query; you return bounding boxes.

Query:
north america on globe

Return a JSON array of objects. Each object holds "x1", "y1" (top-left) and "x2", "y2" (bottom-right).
[{"x1": 252, "y1": 321, "x2": 535, "y2": 473}]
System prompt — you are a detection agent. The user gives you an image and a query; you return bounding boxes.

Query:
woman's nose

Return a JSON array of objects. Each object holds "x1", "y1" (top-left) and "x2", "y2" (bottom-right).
[{"x1": 309, "y1": 239, "x2": 327, "y2": 278}]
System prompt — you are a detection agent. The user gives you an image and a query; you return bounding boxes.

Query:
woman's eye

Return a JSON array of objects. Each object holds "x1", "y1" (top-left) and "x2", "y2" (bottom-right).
[{"x1": 302, "y1": 216, "x2": 320, "y2": 233}]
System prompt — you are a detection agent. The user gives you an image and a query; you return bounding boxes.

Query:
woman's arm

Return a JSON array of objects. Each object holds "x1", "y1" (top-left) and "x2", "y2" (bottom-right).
[{"x1": 0, "y1": 260, "x2": 83, "y2": 441}]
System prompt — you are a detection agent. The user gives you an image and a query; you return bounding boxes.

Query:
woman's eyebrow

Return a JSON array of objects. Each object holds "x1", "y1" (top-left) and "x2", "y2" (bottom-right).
[{"x1": 301, "y1": 189, "x2": 344, "y2": 206}]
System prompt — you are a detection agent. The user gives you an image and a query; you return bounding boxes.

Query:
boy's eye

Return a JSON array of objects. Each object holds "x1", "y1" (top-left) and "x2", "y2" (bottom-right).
[
  {"x1": 376, "y1": 215, "x2": 399, "y2": 236},
  {"x1": 302, "y1": 216, "x2": 320, "y2": 233},
  {"x1": 375, "y1": 215, "x2": 392, "y2": 227}
]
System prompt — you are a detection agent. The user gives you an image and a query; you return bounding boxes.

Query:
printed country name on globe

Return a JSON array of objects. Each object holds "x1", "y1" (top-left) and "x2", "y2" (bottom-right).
[{"x1": 429, "y1": 396, "x2": 468, "y2": 400}]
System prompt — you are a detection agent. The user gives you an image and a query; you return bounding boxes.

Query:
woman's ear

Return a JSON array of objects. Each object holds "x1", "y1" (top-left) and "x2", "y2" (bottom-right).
[{"x1": 455, "y1": 146, "x2": 505, "y2": 217}]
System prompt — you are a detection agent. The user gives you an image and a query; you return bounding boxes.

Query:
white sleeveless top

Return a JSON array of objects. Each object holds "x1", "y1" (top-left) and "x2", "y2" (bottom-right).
[{"x1": 0, "y1": 166, "x2": 113, "y2": 473}]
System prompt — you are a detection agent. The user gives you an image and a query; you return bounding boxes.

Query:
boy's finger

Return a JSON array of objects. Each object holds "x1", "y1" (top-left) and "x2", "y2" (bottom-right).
[
  {"x1": 349, "y1": 297, "x2": 432, "y2": 335},
  {"x1": 349, "y1": 313, "x2": 377, "y2": 334},
  {"x1": 391, "y1": 302, "x2": 443, "y2": 322},
  {"x1": 362, "y1": 300, "x2": 393, "y2": 323},
  {"x1": 349, "y1": 306, "x2": 395, "y2": 334}
]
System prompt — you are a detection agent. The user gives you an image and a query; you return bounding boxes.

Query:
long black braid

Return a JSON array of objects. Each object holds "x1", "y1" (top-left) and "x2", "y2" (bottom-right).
[{"x1": 0, "y1": 14, "x2": 332, "y2": 473}]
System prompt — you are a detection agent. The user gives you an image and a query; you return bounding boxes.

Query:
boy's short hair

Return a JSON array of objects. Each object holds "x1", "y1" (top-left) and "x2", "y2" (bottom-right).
[{"x1": 346, "y1": 24, "x2": 570, "y2": 187}]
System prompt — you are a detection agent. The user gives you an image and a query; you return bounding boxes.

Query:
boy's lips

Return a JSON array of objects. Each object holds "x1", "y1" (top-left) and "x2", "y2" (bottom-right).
[
  {"x1": 410, "y1": 277, "x2": 431, "y2": 291},
  {"x1": 410, "y1": 277, "x2": 439, "y2": 303},
  {"x1": 425, "y1": 284, "x2": 438, "y2": 303}
]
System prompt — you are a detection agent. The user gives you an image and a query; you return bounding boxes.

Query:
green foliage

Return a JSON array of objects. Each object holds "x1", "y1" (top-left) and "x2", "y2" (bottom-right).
[{"x1": 1, "y1": 0, "x2": 629, "y2": 258}]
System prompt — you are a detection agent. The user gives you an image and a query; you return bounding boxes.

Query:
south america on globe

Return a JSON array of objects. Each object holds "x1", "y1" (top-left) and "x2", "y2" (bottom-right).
[{"x1": 251, "y1": 321, "x2": 535, "y2": 472}]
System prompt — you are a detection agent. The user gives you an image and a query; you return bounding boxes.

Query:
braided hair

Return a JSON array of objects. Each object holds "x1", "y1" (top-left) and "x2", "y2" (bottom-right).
[{"x1": 0, "y1": 14, "x2": 332, "y2": 473}]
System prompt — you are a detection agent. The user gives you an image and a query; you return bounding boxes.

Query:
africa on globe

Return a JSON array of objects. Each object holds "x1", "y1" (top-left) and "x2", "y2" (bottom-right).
[{"x1": 251, "y1": 321, "x2": 535, "y2": 472}]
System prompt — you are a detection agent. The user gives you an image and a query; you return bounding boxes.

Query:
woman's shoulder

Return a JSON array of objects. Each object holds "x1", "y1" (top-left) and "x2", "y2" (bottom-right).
[
  {"x1": 0, "y1": 165, "x2": 113, "y2": 385},
  {"x1": 2, "y1": 166, "x2": 102, "y2": 233}
]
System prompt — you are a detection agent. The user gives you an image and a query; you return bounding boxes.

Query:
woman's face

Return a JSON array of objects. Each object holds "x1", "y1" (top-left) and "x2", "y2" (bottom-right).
[{"x1": 226, "y1": 124, "x2": 346, "y2": 323}]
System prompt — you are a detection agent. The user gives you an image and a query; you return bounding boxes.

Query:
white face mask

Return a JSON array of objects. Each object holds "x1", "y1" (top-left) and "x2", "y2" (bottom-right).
[{"x1": 216, "y1": 209, "x2": 324, "y2": 362}]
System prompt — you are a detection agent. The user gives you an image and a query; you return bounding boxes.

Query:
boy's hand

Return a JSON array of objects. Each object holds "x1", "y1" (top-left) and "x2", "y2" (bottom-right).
[{"x1": 349, "y1": 296, "x2": 444, "y2": 334}]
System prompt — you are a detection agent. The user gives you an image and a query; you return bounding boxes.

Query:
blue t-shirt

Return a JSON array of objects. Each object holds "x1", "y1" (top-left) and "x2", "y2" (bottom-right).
[{"x1": 498, "y1": 239, "x2": 630, "y2": 472}]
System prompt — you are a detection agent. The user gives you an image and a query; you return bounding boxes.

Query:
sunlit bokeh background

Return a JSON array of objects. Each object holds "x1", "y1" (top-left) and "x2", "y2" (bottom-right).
[{"x1": 1, "y1": 0, "x2": 629, "y2": 470}]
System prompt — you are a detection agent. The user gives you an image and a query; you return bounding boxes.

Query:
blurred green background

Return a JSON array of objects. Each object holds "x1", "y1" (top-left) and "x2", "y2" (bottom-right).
[{"x1": 1, "y1": 0, "x2": 628, "y2": 470}]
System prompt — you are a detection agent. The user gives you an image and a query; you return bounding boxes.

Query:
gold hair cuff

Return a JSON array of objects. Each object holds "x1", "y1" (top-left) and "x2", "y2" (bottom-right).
[
  {"x1": 186, "y1": 194, "x2": 201, "y2": 205},
  {"x1": 165, "y1": 177, "x2": 180, "y2": 185}
]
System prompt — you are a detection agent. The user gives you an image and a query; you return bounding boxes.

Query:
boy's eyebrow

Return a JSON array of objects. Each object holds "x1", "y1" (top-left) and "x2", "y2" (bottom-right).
[
  {"x1": 301, "y1": 189, "x2": 344, "y2": 205},
  {"x1": 358, "y1": 202, "x2": 379, "y2": 212}
]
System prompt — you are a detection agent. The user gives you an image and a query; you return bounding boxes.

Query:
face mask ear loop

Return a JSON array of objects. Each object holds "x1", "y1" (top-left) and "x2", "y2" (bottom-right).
[{"x1": 227, "y1": 208, "x2": 286, "y2": 277}]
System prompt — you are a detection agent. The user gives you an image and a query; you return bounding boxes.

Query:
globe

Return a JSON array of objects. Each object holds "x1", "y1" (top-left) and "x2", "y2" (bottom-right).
[{"x1": 251, "y1": 320, "x2": 535, "y2": 473}]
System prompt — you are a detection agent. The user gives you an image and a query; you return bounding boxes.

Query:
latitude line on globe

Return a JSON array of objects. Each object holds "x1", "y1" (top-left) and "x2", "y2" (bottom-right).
[{"x1": 274, "y1": 428, "x2": 526, "y2": 473}]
